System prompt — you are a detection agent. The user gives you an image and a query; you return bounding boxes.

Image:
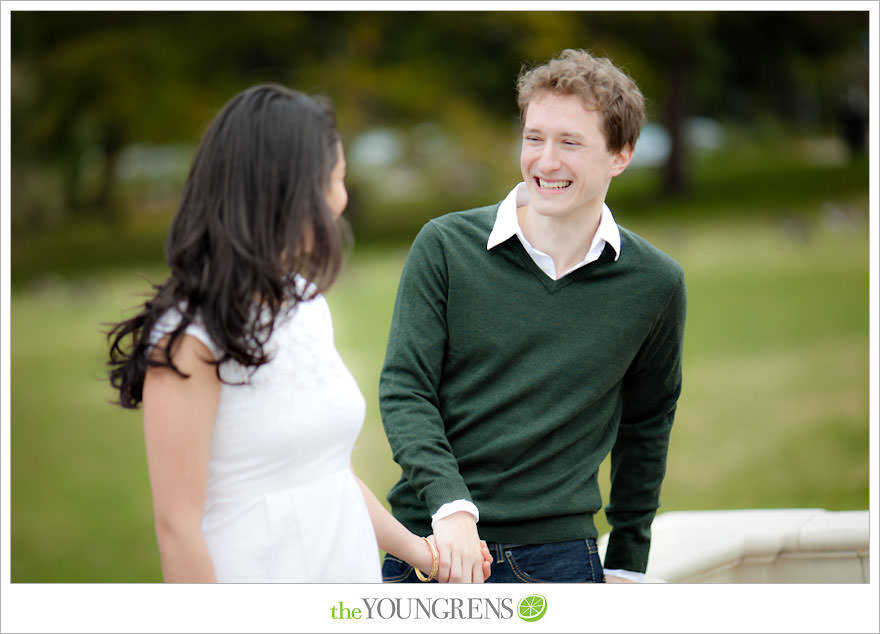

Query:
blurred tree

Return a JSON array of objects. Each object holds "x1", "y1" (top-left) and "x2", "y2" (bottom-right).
[
  {"x1": 579, "y1": 11, "x2": 868, "y2": 196},
  {"x1": 10, "y1": 10, "x2": 869, "y2": 232},
  {"x1": 583, "y1": 12, "x2": 720, "y2": 196},
  {"x1": 13, "y1": 13, "x2": 200, "y2": 222},
  {"x1": 11, "y1": 11, "x2": 322, "y2": 225}
]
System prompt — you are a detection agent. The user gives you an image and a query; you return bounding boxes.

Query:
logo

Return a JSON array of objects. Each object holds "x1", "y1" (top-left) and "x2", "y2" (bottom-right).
[
  {"x1": 517, "y1": 594, "x2": 547, "y2": 622},
  {"x1": 328, "y1": 595, "x2": 547, "y2": 622},
  {"x1": 330, "y1": 597, "x2": 514, "y2": 621}
]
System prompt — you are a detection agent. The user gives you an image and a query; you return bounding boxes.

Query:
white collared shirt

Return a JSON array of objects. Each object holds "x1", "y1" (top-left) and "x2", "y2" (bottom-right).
[{"x1": 486, "y1": 182, "x2": 621, "y2": 280}]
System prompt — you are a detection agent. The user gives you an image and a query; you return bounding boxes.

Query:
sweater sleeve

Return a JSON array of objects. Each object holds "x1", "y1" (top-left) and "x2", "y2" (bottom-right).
[
  {"x1": 604, "y1": 267, "x2": 687, "y2": 573},
  {"x1": 379, "y1": 222, "x2": 474, "y2": 514}
]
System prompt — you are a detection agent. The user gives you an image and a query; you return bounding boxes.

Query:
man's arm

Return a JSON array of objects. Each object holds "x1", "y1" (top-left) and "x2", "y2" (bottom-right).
[
  {"x1": 379, "y1": 222, "x2": 486, "y2": 582},
  {"x1": 604, "y1": 270, "x2": 687, "y2": 573}
]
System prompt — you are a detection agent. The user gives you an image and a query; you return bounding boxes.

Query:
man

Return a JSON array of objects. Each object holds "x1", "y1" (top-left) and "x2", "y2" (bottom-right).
[{"x1": 378, "y1": 49, "x2": 686, "y2": 583}]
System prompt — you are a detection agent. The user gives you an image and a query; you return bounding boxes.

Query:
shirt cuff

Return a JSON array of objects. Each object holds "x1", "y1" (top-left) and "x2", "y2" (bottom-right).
[
  {"x1": 604, "y1": 568, "x2": 645, "y2": 583},
  {"x1": 431, "y1": 499, "x2": 479, "y2": 526}
]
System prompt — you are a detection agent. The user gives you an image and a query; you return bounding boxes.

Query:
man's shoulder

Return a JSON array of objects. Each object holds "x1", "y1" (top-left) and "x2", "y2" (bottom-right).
[
  {"x1": 618, "y1": 225, "x2": 684, "y2": 282},
  {"x1": 414, "y1": 202, "x2": 500, "y2": 248},
  {"x1": 427, "y1": 202, "x2": 500, "y2": 232}
]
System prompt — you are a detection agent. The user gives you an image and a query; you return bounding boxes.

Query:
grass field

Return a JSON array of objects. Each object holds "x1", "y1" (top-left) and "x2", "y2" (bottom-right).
[{"x1": 9, "y1": 206, "x2": 870, "y2": 582}]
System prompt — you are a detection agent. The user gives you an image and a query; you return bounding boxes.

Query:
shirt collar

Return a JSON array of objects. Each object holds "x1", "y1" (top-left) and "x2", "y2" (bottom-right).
[{"x1": 487, "y1": 182, "x2": 621, "y2": 262}]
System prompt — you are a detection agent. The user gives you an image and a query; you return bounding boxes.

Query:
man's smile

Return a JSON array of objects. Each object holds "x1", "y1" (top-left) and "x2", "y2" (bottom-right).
[{"x1": 535, "y1": 177, "x2": 572, "y2": 190}]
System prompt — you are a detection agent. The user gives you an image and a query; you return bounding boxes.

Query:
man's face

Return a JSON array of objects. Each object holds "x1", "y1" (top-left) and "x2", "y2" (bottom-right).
[{"x1": 520, "y1": 92, "x2": 632, "y2": 221}]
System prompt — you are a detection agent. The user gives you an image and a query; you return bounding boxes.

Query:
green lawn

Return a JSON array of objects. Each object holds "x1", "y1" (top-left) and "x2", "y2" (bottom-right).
[{"x1": 10, "y1": 209, "x2": 870, "y2": 581}]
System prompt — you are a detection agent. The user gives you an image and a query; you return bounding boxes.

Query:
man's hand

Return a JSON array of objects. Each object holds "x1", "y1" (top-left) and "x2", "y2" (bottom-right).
[
  {"x1": 427, "y1": 534, "x2": 493, "y2": 582},
  {"x1": 432, "y1": 511, "x2": 485, "y2": 583},
  {"x1": 605, "y1": 574, "x2": 635, "y2": 583}
]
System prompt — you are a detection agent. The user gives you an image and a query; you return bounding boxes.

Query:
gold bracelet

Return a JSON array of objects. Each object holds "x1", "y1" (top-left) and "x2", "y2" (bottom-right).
[{"x1": 414, "y1": 537, "x2": 438, "y2": 582}]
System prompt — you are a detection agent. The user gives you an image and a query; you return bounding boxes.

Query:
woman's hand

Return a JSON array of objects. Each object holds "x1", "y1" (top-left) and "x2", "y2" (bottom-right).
[
  {"x1": 479, "y1": 539, "x2": 493, "y2": 581},
  {"x1": 424, "y1": 534, "x2": 492, "y2": 582}
]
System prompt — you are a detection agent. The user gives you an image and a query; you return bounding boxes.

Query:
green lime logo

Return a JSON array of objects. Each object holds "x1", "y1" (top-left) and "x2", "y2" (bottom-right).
[{"x1": 517, "y1": 594, "x2": 547, "y2": 622}]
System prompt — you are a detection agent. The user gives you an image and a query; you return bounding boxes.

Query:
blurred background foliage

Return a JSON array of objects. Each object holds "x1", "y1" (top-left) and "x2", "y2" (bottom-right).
[
  {"x1": 10, "y1": 10, "x2": 869, "y2": 274},
  {"x1": 8, "y1": 9, "x2": 871, "y2": 582}
]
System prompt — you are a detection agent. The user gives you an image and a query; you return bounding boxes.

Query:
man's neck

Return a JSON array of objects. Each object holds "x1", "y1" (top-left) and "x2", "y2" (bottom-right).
[{"x1": 517, "y1": 202, "x2": 603, "y2": 275}]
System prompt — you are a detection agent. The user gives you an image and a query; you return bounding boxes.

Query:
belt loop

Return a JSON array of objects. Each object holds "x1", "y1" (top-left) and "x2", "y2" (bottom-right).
[{"x1": 491, "y1": 542, "x2": 504, "y2": 564}]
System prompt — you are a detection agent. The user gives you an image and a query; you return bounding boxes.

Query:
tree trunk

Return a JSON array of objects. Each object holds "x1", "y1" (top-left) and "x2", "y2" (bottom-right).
[
  {"x1": 94, "y1": 122, "x2": 123, "y2": 221},
  {"x1": 662, "y1": 62, "x2": 691, "y2": 197}
]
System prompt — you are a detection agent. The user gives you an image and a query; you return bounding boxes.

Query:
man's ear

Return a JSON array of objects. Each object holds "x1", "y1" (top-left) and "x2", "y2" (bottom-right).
[{"x1": 609, "y1": 145, "x2": 634, "y2": 177}]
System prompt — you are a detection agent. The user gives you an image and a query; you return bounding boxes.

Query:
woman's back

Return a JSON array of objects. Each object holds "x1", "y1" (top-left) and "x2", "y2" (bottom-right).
[{"x1": 151, "y1": 289, "x2": 381, "y2": 582}]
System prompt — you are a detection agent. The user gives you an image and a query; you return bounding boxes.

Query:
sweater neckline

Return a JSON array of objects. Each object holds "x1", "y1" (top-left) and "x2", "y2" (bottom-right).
[{"x1": 508, "y1": 238, "x2": 618, "y2": 293}]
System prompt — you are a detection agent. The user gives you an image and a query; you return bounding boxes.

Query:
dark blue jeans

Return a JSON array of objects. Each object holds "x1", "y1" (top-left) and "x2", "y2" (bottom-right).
[{"x1": 382, "y1": 538, "x2": 605, "y2": 583}]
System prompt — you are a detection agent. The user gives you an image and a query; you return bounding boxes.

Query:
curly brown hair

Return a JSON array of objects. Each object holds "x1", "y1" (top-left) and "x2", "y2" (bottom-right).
[{"x1": 516, "y1": 49, "x2": 644, "y2": 153}]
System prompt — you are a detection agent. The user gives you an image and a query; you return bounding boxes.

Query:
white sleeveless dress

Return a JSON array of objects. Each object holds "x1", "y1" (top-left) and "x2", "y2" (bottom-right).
[{"x1": 150, "y1": 288, "x2": 381, "y2": 582}]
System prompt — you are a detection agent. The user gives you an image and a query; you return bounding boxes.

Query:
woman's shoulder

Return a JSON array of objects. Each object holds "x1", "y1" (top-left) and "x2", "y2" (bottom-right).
[{"x1": 150, "y1": 304, "x2": 223, "y2": 360}]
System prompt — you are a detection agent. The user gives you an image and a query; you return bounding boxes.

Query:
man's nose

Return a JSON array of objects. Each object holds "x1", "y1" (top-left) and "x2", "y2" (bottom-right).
[{"x1": 538, "y1": 143, "x2": 561, "y2": 171}]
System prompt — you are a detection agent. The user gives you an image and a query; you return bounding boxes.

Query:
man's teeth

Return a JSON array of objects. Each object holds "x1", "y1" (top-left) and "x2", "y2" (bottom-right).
[{"x1": 538, "y1": 178, "x2": 570, "y2": 189}]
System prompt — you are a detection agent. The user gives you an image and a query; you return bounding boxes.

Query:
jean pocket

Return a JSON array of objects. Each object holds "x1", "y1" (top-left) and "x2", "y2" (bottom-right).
[
  {"x1": 505, "y1": 540, "x2": 603, "y2": 583},
  {"x1": 381, "y1": 554, "x2": 414, "y2": 583}
]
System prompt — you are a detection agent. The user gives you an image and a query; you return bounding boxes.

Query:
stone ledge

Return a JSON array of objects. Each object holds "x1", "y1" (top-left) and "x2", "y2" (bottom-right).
[{"x1": 598, "y1": 508, "x2": 869, "y2": 583}]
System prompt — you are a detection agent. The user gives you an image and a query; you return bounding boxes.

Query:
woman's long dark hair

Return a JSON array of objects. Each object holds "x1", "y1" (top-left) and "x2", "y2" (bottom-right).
[{"x1": 107, "y1": 84, "x2": 345, "y2": 409}]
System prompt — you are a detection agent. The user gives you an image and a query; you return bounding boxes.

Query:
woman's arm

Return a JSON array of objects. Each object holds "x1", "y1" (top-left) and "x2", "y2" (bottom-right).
[
  {"x1": 142, "y1": 334, "x2": 220, "y2": 582},
  {"x1": 355, "y1": 473, "x2": 436, "y2": 575}
]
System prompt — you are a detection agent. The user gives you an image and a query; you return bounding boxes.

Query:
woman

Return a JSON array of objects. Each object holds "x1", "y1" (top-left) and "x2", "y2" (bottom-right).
[{"x1": 107, "y1": 84, "x2": 488, "y2": 582}]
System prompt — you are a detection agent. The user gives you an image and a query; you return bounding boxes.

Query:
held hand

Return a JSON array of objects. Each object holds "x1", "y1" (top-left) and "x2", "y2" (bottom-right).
[
  {"x1": 432, "y1": 511, "x2": 485, "y2": 583},
  {"x1": 424, "y1": 535, "x2": 492, "y2": 582},
  {"x1": 479, "y1": 539, "x2": 493, "y2": 581}
]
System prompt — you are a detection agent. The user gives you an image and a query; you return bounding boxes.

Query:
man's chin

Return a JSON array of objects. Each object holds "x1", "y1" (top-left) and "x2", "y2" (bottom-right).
[{"x1": 528, "y1": 200, "x2": 571, "y2": 218}]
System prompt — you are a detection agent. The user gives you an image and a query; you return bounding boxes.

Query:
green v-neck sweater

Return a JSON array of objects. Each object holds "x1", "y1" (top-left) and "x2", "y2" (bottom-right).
[{"x1": 379, "y1": 202, "x2": 686, "y2": 572}]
